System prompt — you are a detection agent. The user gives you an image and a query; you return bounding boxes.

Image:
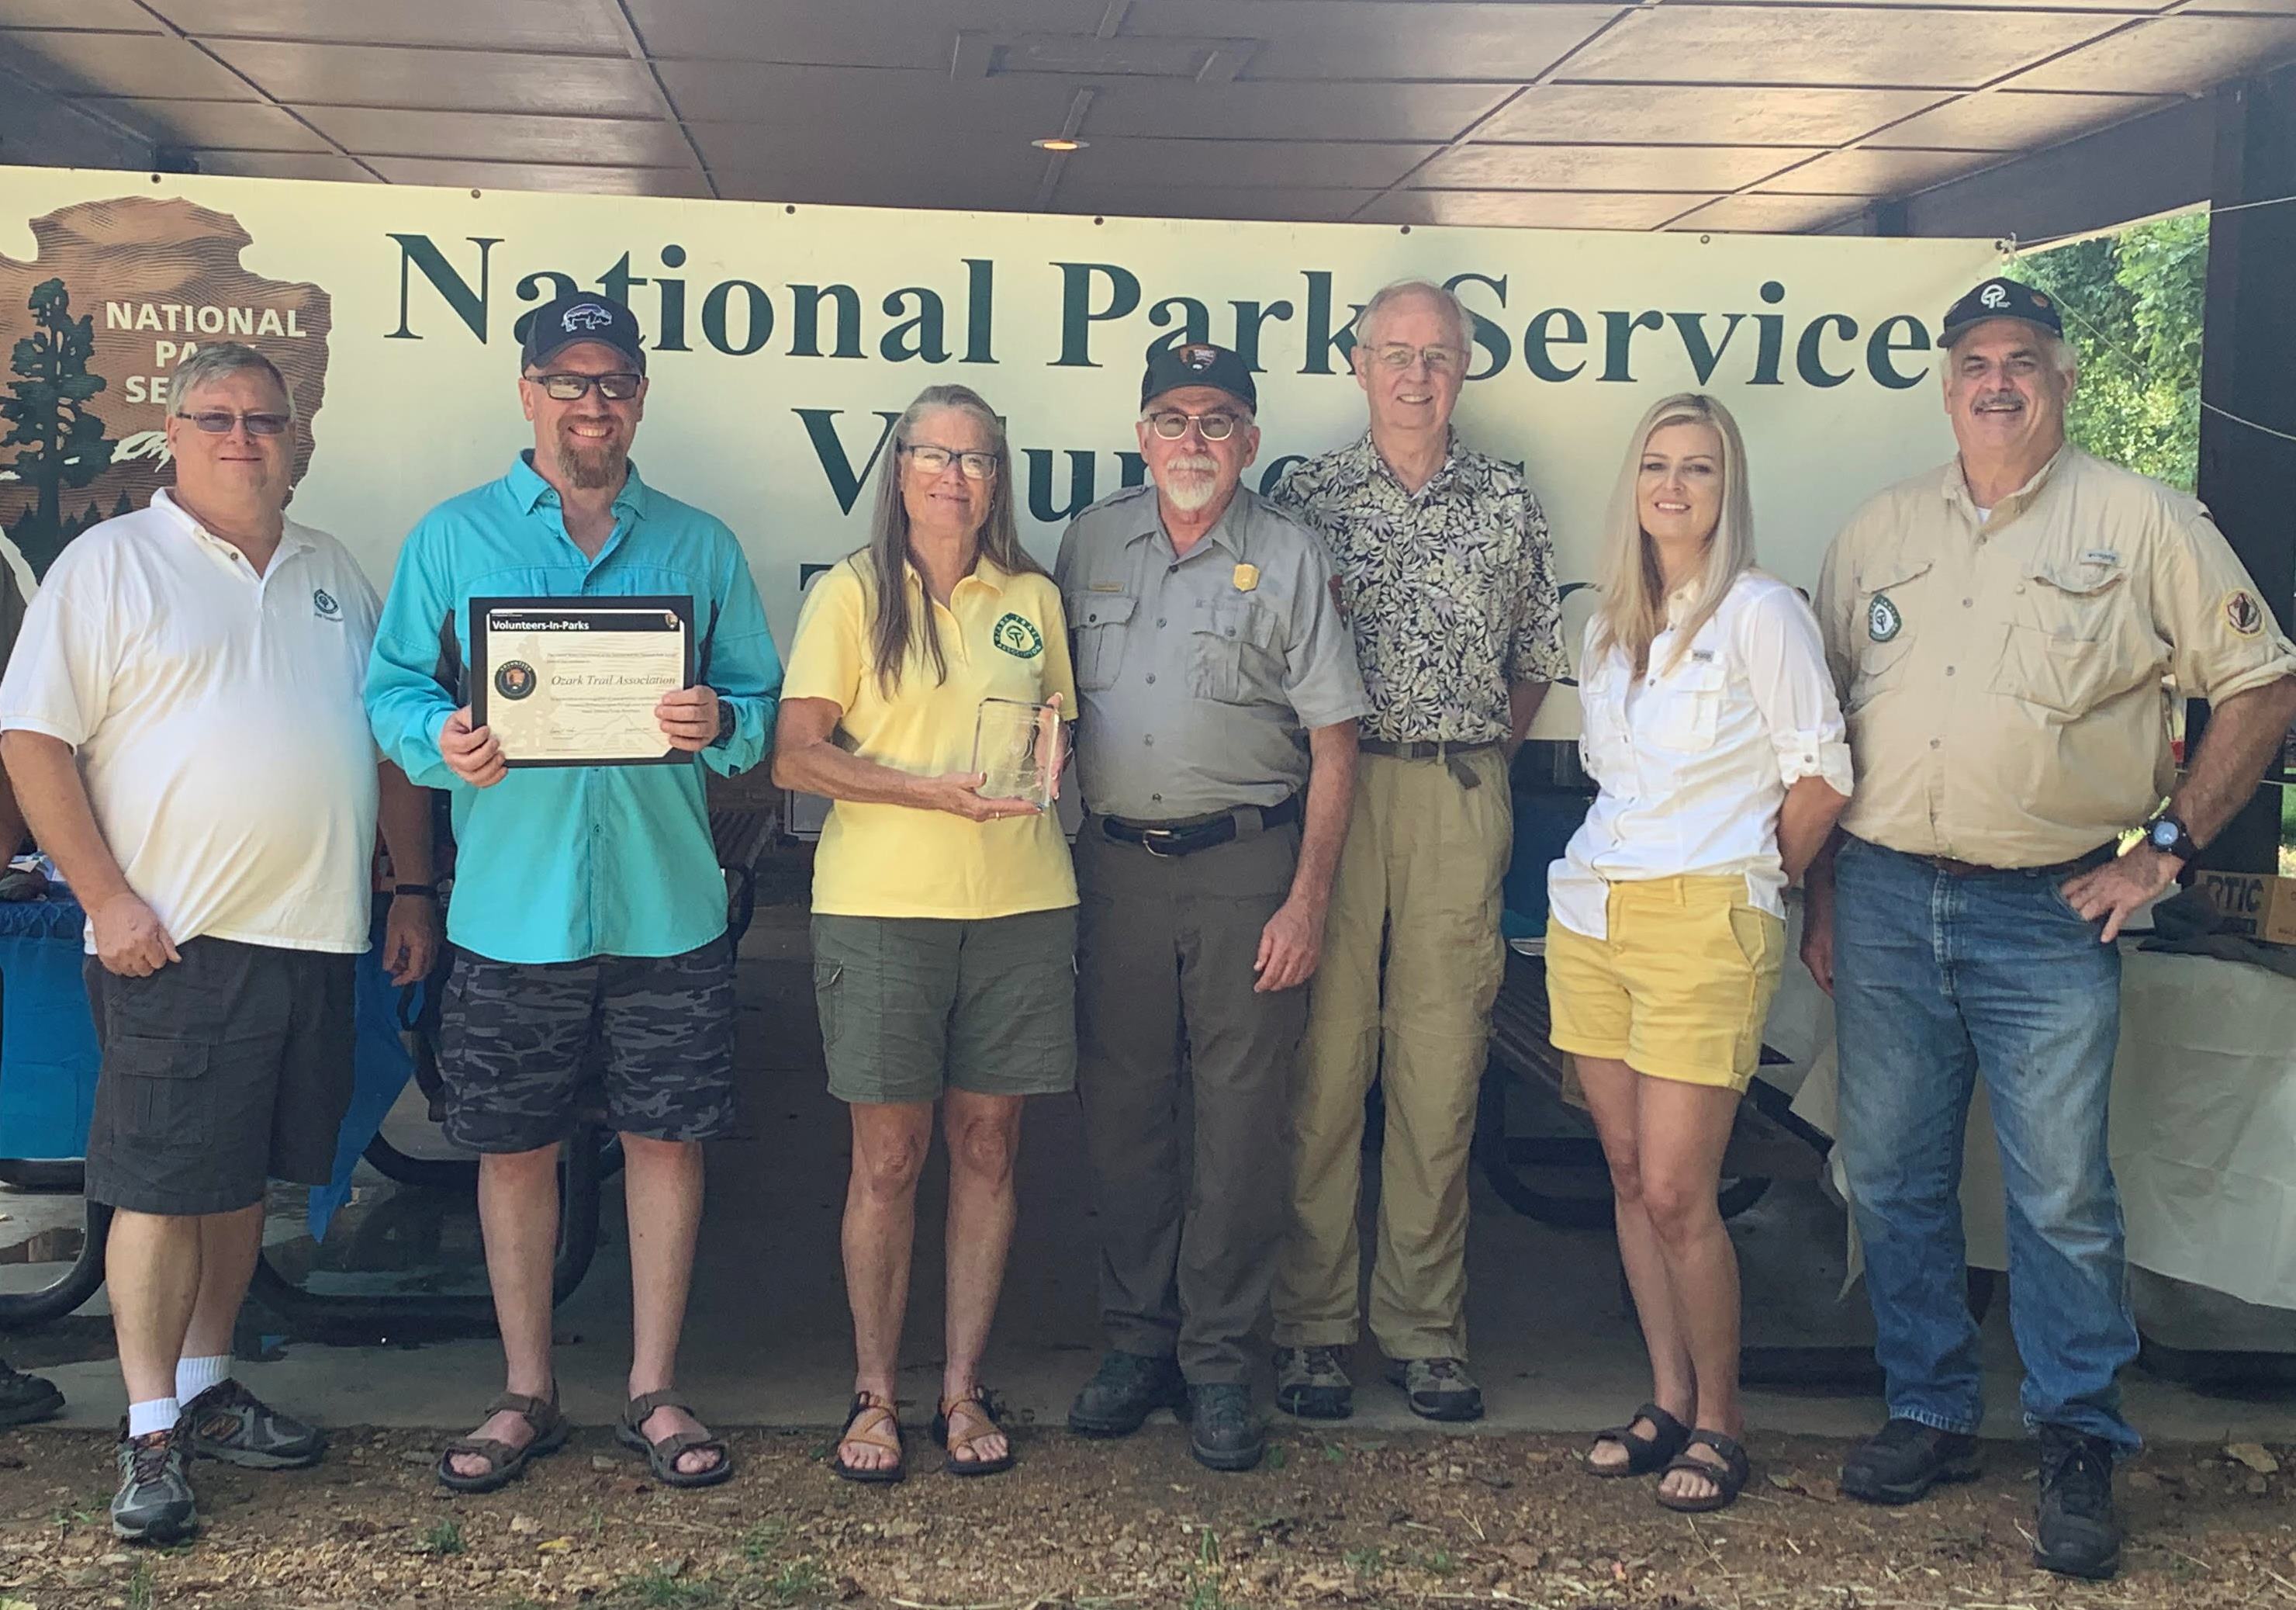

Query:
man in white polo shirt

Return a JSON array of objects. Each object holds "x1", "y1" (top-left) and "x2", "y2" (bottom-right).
[{"x1": 0, "y1": 343, "x2": 437, "y2": 1543}]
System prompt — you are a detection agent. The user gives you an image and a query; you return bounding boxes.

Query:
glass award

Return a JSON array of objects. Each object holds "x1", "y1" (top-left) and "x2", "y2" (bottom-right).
[{"x1": 972, "y1": 697, "x2": 1057, "y2": 809}]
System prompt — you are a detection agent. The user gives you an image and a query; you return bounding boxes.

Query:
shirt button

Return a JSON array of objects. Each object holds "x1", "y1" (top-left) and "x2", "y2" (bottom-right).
[
  {"x1": 1146, "y1": 673, "x2": 1157, "y2": 685},
  {"x1": 1930, "y1": 739, "x2": 1942, "y2": 750},
  {"x1": 1157, "y1": 618, "x2": 1166, "y2": 628},
  {"x1": 2015, "y1": 584, "x2": 2026, "y2": 594},
  {"x1": 1152, "y1": 792, "x2": 1163, "y2": 803},
  {"x1": 1144, "y1": 735, "x2": 1154, "y2": 746},
  {"x1": 1945, "y1": 666, "x2": 1955, "y2": 677},
  {"x1": 1962, "y1": 598, "x2": 1973, "y2": 608}
]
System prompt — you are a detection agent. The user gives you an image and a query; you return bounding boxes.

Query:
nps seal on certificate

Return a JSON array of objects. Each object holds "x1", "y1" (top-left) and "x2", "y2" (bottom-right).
[{"x1": 470, "y1": 595, "x2": 695, "y2": 767}]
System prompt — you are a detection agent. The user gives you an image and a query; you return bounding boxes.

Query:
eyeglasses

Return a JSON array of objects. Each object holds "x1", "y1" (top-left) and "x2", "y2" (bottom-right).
[
  {"x1": 902, "y1": 444, "x2": 998, "y2": 480},
  {"x1": 1367, "y1": 342, "x2": 1464, "y2": 374},
  {"x1": 525, "y1": 371, "x2": 643, "y2": 402},
  {"x1": 174, "y1": 410, "x2": 290, "y2": 437},
  {"x1": 1144, "y1": 410, "x2": 1241, "y2": 441}
]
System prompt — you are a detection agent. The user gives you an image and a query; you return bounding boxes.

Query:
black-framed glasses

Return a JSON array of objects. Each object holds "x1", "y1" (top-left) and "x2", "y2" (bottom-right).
[
  {"x1": 1145, "y1": 410, "x2": 1240, "y2": 441},
  {"x1": 525, "y1": 371, "x2": 643, "y2": 402},
  {"x1": 1368, "y1": 342, "x2": 1464, "y2": 374},
  {"x1": 902, "y1": 443, "x2": 998, "y2": 480},
  {"x1": 174, "y1": 409, "x2": 290, "y2": 437}
]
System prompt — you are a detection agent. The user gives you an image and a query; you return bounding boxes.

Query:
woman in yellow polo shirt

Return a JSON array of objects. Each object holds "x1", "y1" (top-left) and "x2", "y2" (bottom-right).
[
  {"x1": 773, "y1": 383, "x2": 1077, "y2": 1484},
  {"x1": 1546, "y1": 393, "x2": 1851, "y2": 1513}
]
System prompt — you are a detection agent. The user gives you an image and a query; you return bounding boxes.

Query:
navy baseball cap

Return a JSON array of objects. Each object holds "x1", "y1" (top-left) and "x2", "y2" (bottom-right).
[
  {"x1": 1141, "y1": 341, "x2": 1256, "y2": 413},
  {"x1": 1939, "y1": 277, "x2": 2064, "y2": 348},
  {"x1": 521, "y1": 291, "x2": 647, "y2": 373}
]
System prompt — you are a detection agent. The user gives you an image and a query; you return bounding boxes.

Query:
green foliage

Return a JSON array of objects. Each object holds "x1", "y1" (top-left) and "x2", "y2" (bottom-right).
[
  {"x1": 2021, "y1": 210, "x2": 2207, "y2": 492},
  {"x1": 416, "y1": 1518, "x2": 465, "y2": 1556}
]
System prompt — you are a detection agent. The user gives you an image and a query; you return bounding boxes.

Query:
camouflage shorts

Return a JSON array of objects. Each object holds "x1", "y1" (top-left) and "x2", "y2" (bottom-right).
[{"x1": 437, "y1": 938, "x2": 737, "y2": 1154}]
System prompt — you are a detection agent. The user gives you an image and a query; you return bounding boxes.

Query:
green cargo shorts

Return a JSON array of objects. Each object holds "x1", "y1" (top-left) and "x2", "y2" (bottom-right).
[{"x1": 811, "y1": 906, "x2": 1077, "y2": 1106}]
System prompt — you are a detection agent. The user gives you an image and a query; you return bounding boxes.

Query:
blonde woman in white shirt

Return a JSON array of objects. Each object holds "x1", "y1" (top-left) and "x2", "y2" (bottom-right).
[{"x1": 1548, "y1": 393, "x2": 1851, "y2": 1513}]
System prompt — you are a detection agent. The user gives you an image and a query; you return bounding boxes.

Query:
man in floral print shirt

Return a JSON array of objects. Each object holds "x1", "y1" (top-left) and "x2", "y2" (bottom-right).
[{"x1": 1268, "y1": 279, "x2": 1566, "y2": 1422}]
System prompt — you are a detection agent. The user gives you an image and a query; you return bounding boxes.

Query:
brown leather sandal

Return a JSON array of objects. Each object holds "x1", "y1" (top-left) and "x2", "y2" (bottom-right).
[
  {"x1": 832, "y1": 1391, "x2": 905, "y2": 1484},
  {"x1": 932, "y1": 1389, "x2": 1015, "y2": 1477},
  {"x1": 436, "y1": 1390, "x2": 569, "y2": 1494},
  {"x1": 616, "y1": 1390, "x2": 733, "y2": 1489}
]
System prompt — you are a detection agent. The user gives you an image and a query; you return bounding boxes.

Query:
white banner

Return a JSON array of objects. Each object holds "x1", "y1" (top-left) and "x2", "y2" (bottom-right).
[{"x1": 0, "y1": 167, "x2": 2000, "y2": 735}]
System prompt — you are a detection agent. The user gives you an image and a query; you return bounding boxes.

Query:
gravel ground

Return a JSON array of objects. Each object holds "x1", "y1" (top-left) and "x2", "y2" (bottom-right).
[{"x1": 1, "y1": 1421, "x2": 2291, "y2": 1609}]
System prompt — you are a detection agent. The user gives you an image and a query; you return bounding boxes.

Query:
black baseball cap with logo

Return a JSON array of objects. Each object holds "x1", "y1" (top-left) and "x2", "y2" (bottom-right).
[
  {"x1": 1140, "y1": 341, "x2": 1257, "y2": 413},
  {"x1": 1938, "y1": 276, "x2": 2064, "y2": 348},
  {"x1": 521, "y1": 290, "x2": 648, "y2": 373}
]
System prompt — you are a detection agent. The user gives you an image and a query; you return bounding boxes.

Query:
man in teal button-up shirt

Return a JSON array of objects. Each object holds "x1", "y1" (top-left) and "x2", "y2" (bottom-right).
[{"x1": 367, "y1": 292, "x2": 780, "y2": 1494}]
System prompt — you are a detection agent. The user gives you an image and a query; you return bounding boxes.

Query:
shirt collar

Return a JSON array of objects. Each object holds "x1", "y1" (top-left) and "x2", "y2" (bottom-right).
[
  {"x1": 904, "y1": 554, "x2": 1008, "y2": 600},
  {"x1": 1128, "y1": 490, "x2": 1249, "y2": 559},
  {"x1": 1944, "y1": 442, "x2": 2069, "y2": 524},
  {"x1": 1353, "y1": 428, "x2": 1461, "y2": 495},
  {"x1": 149, "y1": 487, "x2": 314, "y2": 561},
  {"x1": 510, "y1": 450, "x2": 651, "y2": 522}
]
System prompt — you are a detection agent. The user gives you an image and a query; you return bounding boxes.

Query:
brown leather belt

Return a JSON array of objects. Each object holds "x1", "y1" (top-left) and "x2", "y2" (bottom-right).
[
  {"x1": 1358, "y1": 737, "x2": 1503, "y2": 788},
  {"x1": 1917, "y1": 841, "x2": 2118, "y2": 879}
]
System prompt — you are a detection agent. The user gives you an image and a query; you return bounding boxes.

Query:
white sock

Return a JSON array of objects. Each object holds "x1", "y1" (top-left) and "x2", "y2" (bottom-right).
[
  {"x1": 175, "y1": 1354, "x2": 230, "y2": 1404},
  {"x1": 126, "y1": 1397, "x2": 180, "y2": 1439}
]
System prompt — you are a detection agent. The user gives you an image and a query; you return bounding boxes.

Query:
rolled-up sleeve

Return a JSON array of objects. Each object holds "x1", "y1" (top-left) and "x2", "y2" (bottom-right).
[
  {"x1": 365, "y1": 518, "x2": 462, "y2": 791},
  {"x1": 2150, "y1": 504, "x2": 2296, "y2": 705},
  {"x1": 1740, "y1": 583, "x2": 1853, "y2": 797},
  {"x1": 1281, "y1": 535, "x2": 1371, "y2": 731},
  {"x1": 700, "y1": 529, "x2": 781, "y2": 778}
]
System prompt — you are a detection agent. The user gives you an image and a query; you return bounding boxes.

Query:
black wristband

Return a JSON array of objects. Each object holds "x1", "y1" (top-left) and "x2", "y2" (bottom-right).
[{"x1": 392, "y1": 884, "x2": 439, "y2": 899}]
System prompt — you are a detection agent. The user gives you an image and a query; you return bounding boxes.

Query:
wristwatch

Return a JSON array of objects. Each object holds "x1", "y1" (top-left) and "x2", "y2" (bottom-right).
[
  {"x1": 709, "y1": 696, "x2": 735, "y2": 750},
  {"x1": 392, "y1": 883, "x2": 439, "y2": 899},
  {"x1": 2142, "y1": 811, "x2": 2199, "y2": 862}
]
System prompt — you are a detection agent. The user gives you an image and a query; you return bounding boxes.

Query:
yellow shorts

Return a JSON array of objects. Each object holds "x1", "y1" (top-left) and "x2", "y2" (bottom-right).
[{"x1": 1544, "y1": 876, "x2": 1785, "y2": 1092}]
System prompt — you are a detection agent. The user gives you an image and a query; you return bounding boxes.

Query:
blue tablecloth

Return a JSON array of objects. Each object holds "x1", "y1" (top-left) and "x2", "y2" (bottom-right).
[{"x1": 0, "y1": 893, "x2": 423, "y2": 1241}]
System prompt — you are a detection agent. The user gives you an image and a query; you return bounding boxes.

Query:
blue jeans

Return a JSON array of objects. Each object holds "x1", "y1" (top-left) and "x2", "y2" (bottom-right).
[{"x1": 1832, "y1": 836, "x2": 2139, "y2": 1452}]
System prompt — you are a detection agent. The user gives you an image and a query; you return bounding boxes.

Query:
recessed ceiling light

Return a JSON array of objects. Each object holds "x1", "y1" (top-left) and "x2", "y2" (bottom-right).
[{"x1": 1032, "y1": 136, "x2": 1088, "y2": 152}]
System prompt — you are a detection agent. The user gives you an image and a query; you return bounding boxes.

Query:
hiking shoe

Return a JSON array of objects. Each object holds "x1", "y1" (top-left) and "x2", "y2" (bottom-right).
[
  {"x1": 1838, "y1": 1417, "x2": 1983, "y2": 1505},
  {"x1": 112, "y1": 1425, "x2": 196, "y2": 1543},
  {"x1": 1387, "y1": 1357, "x2": 1484, "y2": 1422},
  {"x1": 183, "y1": 1378, "x2": 326, "y2": 1470},
  {"x1": 2034, "y1": 1426, "x2": 2121, "y2": 1581},
  {"x1": 0, "y1": 1360, "x2": 62, "y2": 1428},
  {"x1": 1274, "y1": 1345, "x2": 1352, "y2": 1421},
  {"x1": 1067, "y1": 1351, "x2": 1185, "y2": 1439},
  {"x1": 1184, "y1": 1383, "x2": 1265, "y2": 1473}
]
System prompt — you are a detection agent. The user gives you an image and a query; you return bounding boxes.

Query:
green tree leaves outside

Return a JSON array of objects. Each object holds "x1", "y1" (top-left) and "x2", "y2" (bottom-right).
[{"x1": 2021, "y1": 209, "x2": 2205, "y2": 493}]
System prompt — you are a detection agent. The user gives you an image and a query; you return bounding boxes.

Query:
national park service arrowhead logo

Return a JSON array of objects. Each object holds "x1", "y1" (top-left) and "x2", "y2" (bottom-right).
[{"x1": 0, "y1": 196, "x2": 331, "y2": 578}]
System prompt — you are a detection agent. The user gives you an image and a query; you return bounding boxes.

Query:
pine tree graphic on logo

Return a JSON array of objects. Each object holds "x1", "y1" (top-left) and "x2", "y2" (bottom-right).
[{"x1": 2, "y1": 277, "x2": 117, "y2": 578}]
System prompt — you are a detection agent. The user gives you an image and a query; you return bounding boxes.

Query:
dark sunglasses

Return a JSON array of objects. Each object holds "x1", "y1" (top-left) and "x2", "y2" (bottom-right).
[{"x1": 526, "y1": 371, "x2": 643, "y2": 402}]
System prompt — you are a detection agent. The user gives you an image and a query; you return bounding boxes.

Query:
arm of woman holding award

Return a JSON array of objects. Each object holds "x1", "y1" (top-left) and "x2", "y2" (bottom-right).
[{"x1": 771, "y1": 697, "x2": 1046, "y2": 822}]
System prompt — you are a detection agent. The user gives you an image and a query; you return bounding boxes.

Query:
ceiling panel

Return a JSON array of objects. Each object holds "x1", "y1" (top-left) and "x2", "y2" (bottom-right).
[
  {"x1": 1666, "y1": 193, "x2": 1872, "y2": 234},
  {"x1": 2010, "y1": 14, "x2": 2296, "y2": 93},
  {"x1": 715, "y1": 151, "x2": 1043, "y2": 212},
  {"x1": 77, "y1": 97, "x2": 333, "y2": 152},
  {"x1": 690, "y1": 117, "x2": 1052, "y2": 188},
  {"x1": 0, "y1": 2, "x2": 161, "y2": 29},
  {"x1": 625, "y1": 0, "x2": 1091, "y2": 68},
  {"x1": 302, "y1": 108, "x2": 693, "y2": 167},
  {"x1": 367, "y1": 157, "x2": 711, "y2": 197},
  {"x1": 1057, "y1": 137, "x2": 1437, "y2": 189},
  {"x1": 2, "y1": 29, "x2": 256, "y2": 99},
  {"x1": 189, "y1": 150, "x2": 377, "y2": 182},
  {"x1": 662, "y1": 61, "x2": 1075, "y2": 130},
  {"x1": 1561, "y1": 7, "x2": 2124, "y2": 88},
  {"x1": 1758, "y1": 146, "x2": 2000, "y2": 195},
  {"x1": 1485, "y1": 85, "x2": 1948, "y2": 147},
  {"x1": 1418, "y1": 143, "x2": 1815, "y2": 192},
  {"x1": 1357, "y1": 189, "x2": 1723, "y2": 229},
  {"x1": 207, "y1": 40, "x2": 661, "y2": 116},
  {"x1": 1052, "y1": 185, "x2": 1382, "y2": 223},
  {"x1": 143, "y1": 0, "x2": 630, "y2": 51},
  {"x1": 1084, "y1": 78, "x2": 1511, "y2": 144},
  {"x1": 1863, "y1": 88, "x2": 2170, "y2": 149},
  {"x1": 1129, "y1": 2, "x2": 1624, "y2": 81}
]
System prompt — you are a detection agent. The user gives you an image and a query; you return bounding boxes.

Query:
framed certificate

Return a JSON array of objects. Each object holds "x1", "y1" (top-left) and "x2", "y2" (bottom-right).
[{"x1": 469, "y1": 595, "x2": 694, "y2": 767}]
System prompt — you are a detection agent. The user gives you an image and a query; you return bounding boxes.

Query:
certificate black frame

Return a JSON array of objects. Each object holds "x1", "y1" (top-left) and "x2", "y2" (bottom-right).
[{"x1": 469, "y1": 594, "x2": 696, "y2": 769}]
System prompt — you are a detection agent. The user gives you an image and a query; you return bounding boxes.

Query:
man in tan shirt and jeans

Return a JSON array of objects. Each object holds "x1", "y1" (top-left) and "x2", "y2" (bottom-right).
[{"x1": 1805, "y1": 276, "x2": 2296, "y2": 1582}]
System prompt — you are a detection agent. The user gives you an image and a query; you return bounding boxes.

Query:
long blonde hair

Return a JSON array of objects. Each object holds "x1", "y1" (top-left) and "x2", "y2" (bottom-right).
[{"x1": 1589, "y1": 393, "x2": 1755, "y2": 677}]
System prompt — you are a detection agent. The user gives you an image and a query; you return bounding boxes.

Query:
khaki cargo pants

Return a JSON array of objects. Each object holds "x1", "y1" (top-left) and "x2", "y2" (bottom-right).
[{"x1": 1274, "y1": 747, "x2": 1509, "y2": 1359}]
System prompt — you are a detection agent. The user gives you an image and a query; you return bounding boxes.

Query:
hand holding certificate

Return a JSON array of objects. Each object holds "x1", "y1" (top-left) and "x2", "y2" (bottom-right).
[{"x1": 470, "y1": 596, "x2": 697, "y2": 768}]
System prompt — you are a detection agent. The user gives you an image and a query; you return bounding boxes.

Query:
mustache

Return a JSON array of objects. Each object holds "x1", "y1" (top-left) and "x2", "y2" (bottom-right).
[{"x1": 1166, "y1": 453, "x2": 1221, "y2": 476}]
